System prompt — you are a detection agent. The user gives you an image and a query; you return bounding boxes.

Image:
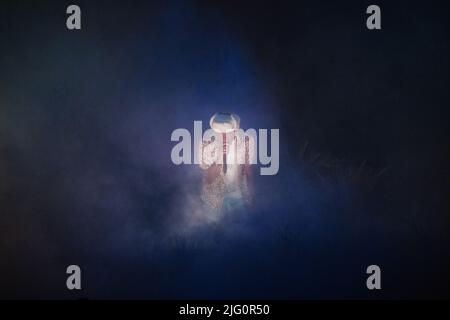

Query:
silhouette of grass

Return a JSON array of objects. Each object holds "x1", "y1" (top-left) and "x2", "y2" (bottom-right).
[{"x1": 297, "y1": 140, "x2": 388, "y2": 192}]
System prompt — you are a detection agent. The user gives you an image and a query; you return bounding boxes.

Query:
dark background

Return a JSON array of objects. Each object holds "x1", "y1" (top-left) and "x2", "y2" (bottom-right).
[{"x1": 0, "y1": 0, "x2": 449, "y2": 299}]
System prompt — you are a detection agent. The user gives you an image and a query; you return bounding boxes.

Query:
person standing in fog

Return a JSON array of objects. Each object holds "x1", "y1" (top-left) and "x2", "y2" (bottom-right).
[{"x1": 199, "y1": 113, "x2": 254, "y2": 213}]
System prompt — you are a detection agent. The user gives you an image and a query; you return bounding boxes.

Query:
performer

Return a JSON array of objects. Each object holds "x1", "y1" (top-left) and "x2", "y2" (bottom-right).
[{"x1": 199, "y1": 113, "x2": 254, "y2": 212}]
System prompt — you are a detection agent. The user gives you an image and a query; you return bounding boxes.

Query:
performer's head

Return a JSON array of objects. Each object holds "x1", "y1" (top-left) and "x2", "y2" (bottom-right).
[{"x1": 209, "y1": 112, "x2": 240, "y2": 136}]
